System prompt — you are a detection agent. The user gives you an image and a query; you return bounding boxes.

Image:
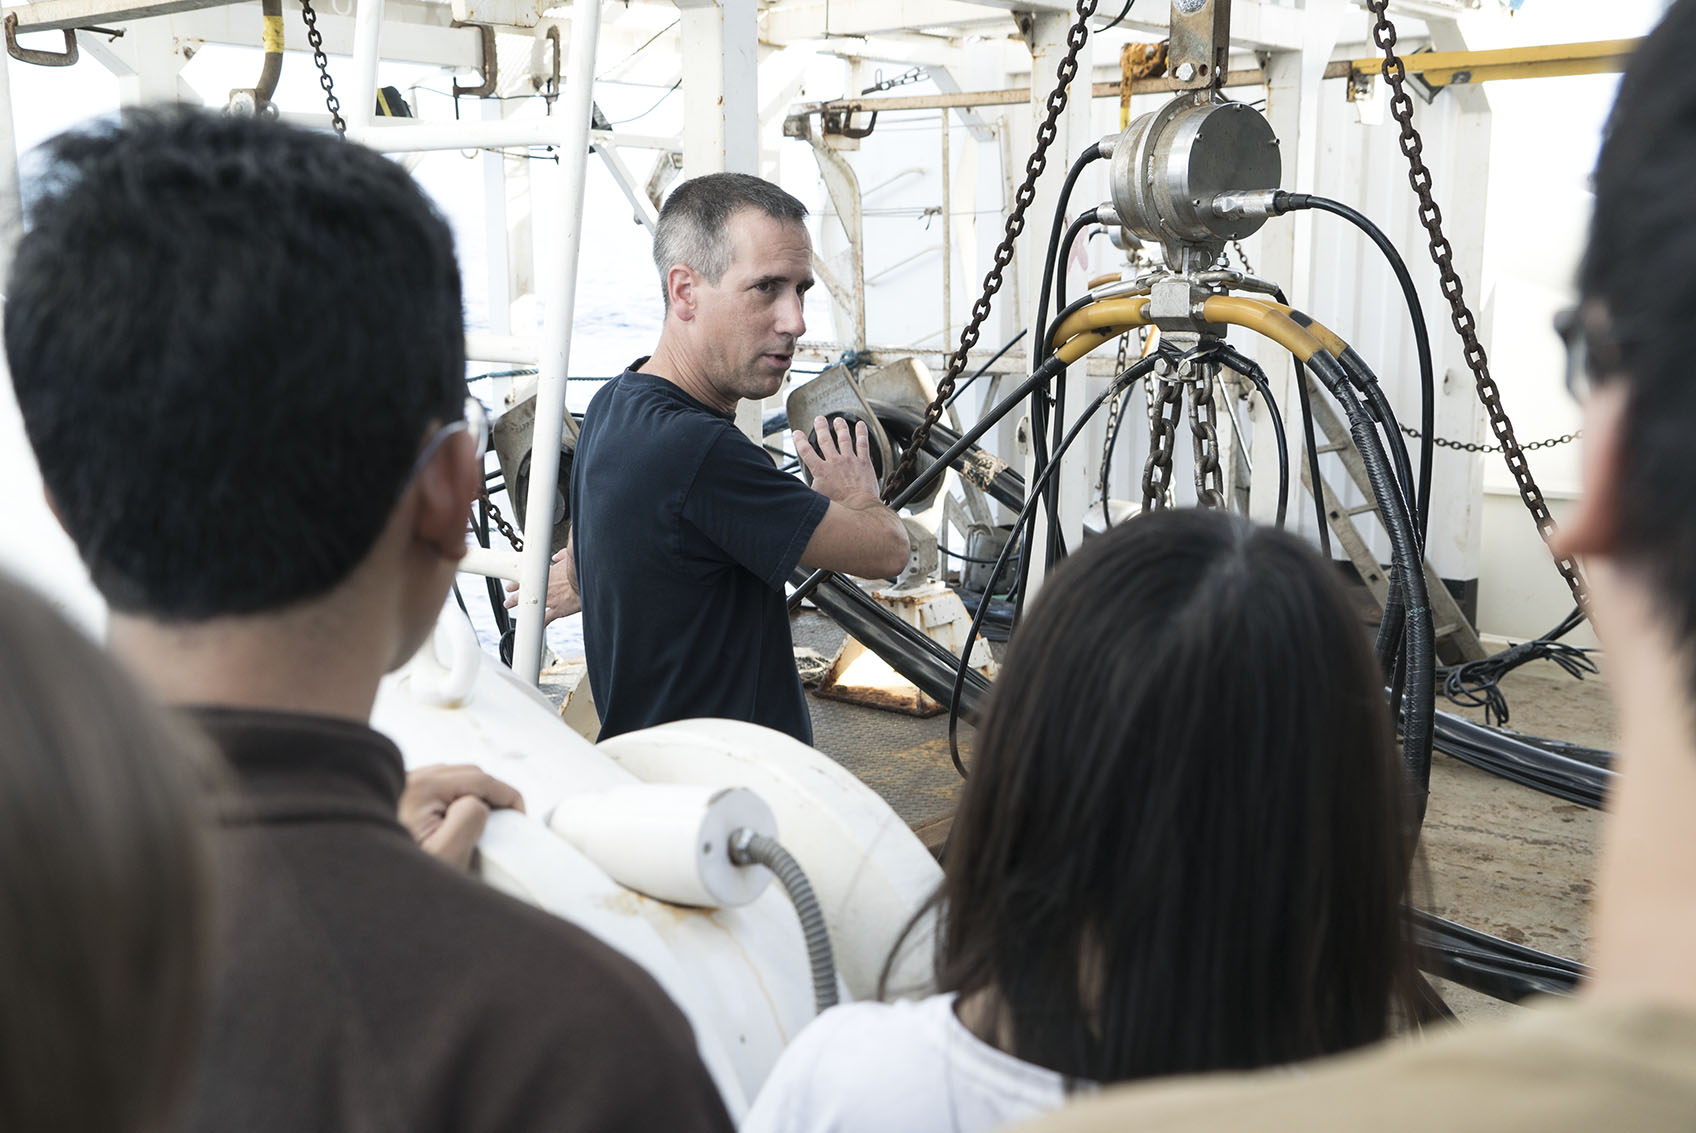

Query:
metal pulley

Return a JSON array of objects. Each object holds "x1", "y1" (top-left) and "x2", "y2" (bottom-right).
[{"x1": 1105, "y1": 94, "x2": 1282, "y2": 267}]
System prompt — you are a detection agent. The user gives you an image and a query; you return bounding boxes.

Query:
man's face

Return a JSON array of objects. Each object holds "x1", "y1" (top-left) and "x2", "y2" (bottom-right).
[{"x1": 688, "y1": 209, "x2": 813, "y2": 412}]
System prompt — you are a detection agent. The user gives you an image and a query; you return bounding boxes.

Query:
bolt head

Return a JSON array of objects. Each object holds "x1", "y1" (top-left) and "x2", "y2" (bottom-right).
[{"x1": 1175, "y1": 61, "x2": 1198, "y2": 82}]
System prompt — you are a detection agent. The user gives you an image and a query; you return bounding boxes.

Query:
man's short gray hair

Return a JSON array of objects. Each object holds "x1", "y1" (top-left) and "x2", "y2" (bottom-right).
[{"x1": 652, "y1": 173, "x2": 808, "y2": 308}]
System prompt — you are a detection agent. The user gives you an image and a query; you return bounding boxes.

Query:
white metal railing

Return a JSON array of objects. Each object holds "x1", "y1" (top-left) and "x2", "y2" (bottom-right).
[{"x1": 347, "y1": 0, "x2": 600, "y2": 685}]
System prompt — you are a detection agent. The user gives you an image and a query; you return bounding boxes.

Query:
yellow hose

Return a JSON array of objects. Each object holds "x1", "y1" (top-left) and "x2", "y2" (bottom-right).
[
  {"x1": 1198, "y1": 296, "x2": 1328, "y2": 362},
  {"x1": 1044, "y1": 294, "x2": 1353, "y2": 369}
]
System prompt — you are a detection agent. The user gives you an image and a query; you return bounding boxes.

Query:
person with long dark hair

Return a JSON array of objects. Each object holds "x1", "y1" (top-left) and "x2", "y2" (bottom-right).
[
  {"x1": 0, "y1": 573, "x2": 215, "y2": 1132},
  {"x1": 745, "y1": 508, "x2": 1419, "y2": 1130}
]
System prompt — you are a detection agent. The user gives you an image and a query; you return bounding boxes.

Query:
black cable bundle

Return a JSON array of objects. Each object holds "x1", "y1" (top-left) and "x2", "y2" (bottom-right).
[
  {"x1": 1437, "y1": 607, "x2": 1596, "y2": 726},
  {"x1": 1432, "y1": 709, "x2": 1613, "y2": 810},
  {"x1": 1411, "y1": 909, "x2": 1587, "y2": 1002}
]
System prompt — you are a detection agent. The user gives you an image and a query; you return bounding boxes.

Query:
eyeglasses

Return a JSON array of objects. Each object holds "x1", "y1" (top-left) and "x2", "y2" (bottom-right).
[
  {"x1": 406, "y1": 396, "x2": 489, "y2": 484},
  {"x1": 1553, "y1": 303, "x2": 1626, "y2": 402}
]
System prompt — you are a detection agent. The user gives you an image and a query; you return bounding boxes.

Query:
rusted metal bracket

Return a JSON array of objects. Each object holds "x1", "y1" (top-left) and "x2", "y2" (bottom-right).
[
  {"x1": 451, "y1": 19, "x2": 497, "y2": 98},
  {"x1": 821, "y1": 105, "x2": 878, "y2": 139},
  {"x1": 5, "y1": 13, "x2": 78, "y2": 66},
  {"x1": 533, "y1": 23, "x2": 560, "y2": 104}
]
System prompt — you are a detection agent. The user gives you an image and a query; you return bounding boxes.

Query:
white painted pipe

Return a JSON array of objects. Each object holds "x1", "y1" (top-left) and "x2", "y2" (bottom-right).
[
  {"x1": 357, "y1": 116, "x2": 561, "y2": 153},
  {"x1": 345, "y1": 0, "x2": 384, "y2": 137},
  {"x1": 458, "y1": 545, "x2": 522, "y2": 580},
  {"x1": 465, "y1": 333, "x2": 539, "y2": 365},
  {"x1": 0, "y1": 30, "x2": 20, "y2": 274},
  {"x1": 511, "y1": 0, "x2": 601, "y2": 685}
]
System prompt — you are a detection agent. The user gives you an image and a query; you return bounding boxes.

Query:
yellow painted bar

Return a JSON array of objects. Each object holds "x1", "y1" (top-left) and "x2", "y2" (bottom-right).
[{"x1": 1342, "y1": 38, "x2": 1638, "y2": 86}]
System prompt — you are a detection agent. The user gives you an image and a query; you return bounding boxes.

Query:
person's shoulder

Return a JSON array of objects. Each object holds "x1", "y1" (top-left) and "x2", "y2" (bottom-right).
[
  {"x1": 402, "y1": 860, "x2": 732, "y2": 1129},
  {"x1": 1019, "y1": 999, "x2": 1696, "y2": 1133},
  {"x1": 744, "y1": 999, "x2": 944, "y2": 1133}
]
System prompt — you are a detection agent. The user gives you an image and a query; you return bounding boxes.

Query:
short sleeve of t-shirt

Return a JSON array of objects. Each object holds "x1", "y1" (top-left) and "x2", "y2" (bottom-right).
[{"x1": 681, "y1": 427, "x2": 829, "y2": 590}]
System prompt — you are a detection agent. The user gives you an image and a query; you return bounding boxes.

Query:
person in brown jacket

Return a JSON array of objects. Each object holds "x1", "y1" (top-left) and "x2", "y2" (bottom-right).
[
  {"x1": 1021, "y1": 4, "x2": 1696, "y2": 1131},
  {"x1": 7, "y1": 106, "x2": 733, "y2": 1133}
]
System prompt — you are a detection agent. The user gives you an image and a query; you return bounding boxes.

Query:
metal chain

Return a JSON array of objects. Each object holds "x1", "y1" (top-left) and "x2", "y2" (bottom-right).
[
  {"x1": 1230, "y1": 238, "x2": 1255, "y2": 276},
  {"x1": 1400, "y1": 423, "x2": 1581, "y2": 454},
  {"x1": 1141, "y1": 364, "x2": 1184, "y2": 509},
  {"x1": 300, "y1": 0, "x2": 347, "y2": 137},
  {"x1": 1099, "y1": 331, "x2": 1133, "y2": 504},
  {"x1": 1187, "y1": 364, "x2": 1225, "y2": 508},
  {"x1": 1365, "y1": 0, "x2": 1587, "y2": 608},
  {"x1": 883, "y1": 0, "x2": 1101, "y2": 497},
  {"x1": 478, "y1": 488, "x2": 525, "y2": 552}
]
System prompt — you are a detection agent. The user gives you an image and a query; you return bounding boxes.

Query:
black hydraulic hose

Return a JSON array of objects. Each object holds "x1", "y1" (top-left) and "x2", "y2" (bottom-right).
[
  {"x1": 789, "y1": 356, "x2": 1068, "y2": 611},
  {"x1": 869, "y1": 401, "x2": 1027, "y2": 511},
  {"x1": 728, "y1": 829, "x2": 839, "y2": 1013},
  {"x1": 1432, "y1": 709, "x2": 1612, "y2": 809},
  {"x1": 1213, "y1": 343, "x2": 1289, "y2": 527},
  {"x1": 1040, "y1": 209, "x2": 1105, "y2": 572},
  {"x1": 1340, "y1": 348, "x2": 1419, "y2": 545},
  {"x1": 1276, "y1": 192, "x2": 1435, "y2": 544},
  {"x1": 793, "y1": 567, "x2": 993, "y2": 723},
  {"x1": 1028, "y1": 148, "x2": 1103, "y2": 577},
  {"x1": 1307, "y1": 351, "x2": 1434, "y2": 819},
  {"x1": 942, "y1": 328, "x2": 1028, "y2": 412},
  {"x1": 1271, "y1": 286, "x2": 1331, "y2": 559},
  {"x1": 947, "y1": 353, "x2": 1163, "y2": 777},
  {"x1": 1033, "y1": 145, "x2": 1104, "y2": 374},
  {"x1": 1411, "y1": 908, "x2": 1586, "y2": 1001}
]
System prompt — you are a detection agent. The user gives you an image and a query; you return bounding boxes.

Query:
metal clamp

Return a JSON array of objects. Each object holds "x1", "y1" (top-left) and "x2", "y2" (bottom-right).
[
  {"x1": 5, "y1": 15, "x2": 78, "y2": 67},
  {"x1": 822, "y1": 106, "x2": 878, "y2": 139},
  {"x1": 451, "y1": 20, "x2": 497, "y2": 99}
]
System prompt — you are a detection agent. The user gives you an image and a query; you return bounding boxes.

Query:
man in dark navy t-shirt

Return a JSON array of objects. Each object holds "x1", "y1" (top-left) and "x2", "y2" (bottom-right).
[{"x1": 516, "y1": 173, "x2": 909, "y2": 743}]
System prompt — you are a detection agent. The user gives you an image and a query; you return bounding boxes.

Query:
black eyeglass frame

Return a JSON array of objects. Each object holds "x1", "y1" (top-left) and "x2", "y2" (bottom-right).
[{"x1": 1554, "y1": 302, "x2": 1629, "y2": 401}]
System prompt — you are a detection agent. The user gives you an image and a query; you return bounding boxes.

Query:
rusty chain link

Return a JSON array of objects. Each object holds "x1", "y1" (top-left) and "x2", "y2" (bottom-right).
[
  {"x1": 477, "y1": 488, "x2": 525, "y2": 552},
  {"x1": 1399, "y1": 422, "x2": 1581, "y2": 454},
  {"x1": 1228, "y1": 238, "x2": 1255, "y2": 276},
  {"x1": 1188, "y1": 364, "x2": 1225, "y2": 508},
  {"x1": 1098, "y1": 330, "x2": 1133, "y2": 509},
  {"x1": 300, "y1": 0, "x2": 347, "y2": 137},
  {"x1": 883, "y1": 0, "x2": 1100, "y2": 498},
  {"x1": 1366, "y1": 0, "x2": 1587, "y2": 608},
  {"x1": 1142, "y1": 363, "x2": 1184, "y2": 510}
]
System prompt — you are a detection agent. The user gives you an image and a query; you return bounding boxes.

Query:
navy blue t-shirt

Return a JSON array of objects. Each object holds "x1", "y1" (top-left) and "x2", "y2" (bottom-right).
[{"x1": 571, "y1": 368, "x2": 830, "y2": 743}]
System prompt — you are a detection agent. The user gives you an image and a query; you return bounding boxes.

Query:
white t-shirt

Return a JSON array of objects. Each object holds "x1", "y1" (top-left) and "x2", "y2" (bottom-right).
[{"x1": 742, "y1": 993, "x2": 1082, "y2": 1132}]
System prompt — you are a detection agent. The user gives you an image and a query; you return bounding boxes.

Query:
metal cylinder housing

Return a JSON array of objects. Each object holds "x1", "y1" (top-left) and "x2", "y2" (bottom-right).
[{"x1": 1109, "y1": 96, "x2": 1282, "y2": 253}]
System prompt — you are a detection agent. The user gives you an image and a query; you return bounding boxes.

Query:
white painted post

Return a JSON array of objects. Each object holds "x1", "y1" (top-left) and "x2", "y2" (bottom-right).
[
  {"x1": 347, "y1": 0, "x2": 386, "y2": 135},
  {"x1": 675, "y1": 0, "x2": 759, "y2": 176},
  {"x1": 510, "y1": 0, "x2": 602, "y2": 684},
  {"x1": 0, "y1": 31, "x2": 18, "y2": 274},
  {"x1": 674, "y1": 0, "x2": 763, "y2": 442},
  {"x1": 1249, "y1": 47, "x2": 1304, "y2": 532},
  {"x1": 1422, "y1": 14, "x2": 1488, "y2": 594}
]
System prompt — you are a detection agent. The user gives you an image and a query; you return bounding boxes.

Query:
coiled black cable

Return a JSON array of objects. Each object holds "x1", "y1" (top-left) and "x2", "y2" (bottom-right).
[{"x1": 1305, "y1": 349, "x2": 1434, "y2": 818}]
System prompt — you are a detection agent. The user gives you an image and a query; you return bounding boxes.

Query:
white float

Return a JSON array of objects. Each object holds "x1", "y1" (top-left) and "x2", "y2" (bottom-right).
[{"x1": 371, "y1": 602, "x2": 943, "y2": 1119}]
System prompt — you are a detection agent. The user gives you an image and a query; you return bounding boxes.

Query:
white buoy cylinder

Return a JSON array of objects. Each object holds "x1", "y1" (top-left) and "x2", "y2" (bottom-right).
[{"x1": 550, "y1": 784, "x2": 777, "y2": 908}]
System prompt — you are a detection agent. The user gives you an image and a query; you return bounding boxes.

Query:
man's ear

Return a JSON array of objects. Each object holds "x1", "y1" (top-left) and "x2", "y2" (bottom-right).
[
  {"x1": 411, "y1": 435, "x2": 478, "y2": 562},
  {"x1": 1551, "y1": 382, "x2": 1628, "y2": 559},
  {"x1": 667, "y1": 264, "x2": 696, "y2": 320}
]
